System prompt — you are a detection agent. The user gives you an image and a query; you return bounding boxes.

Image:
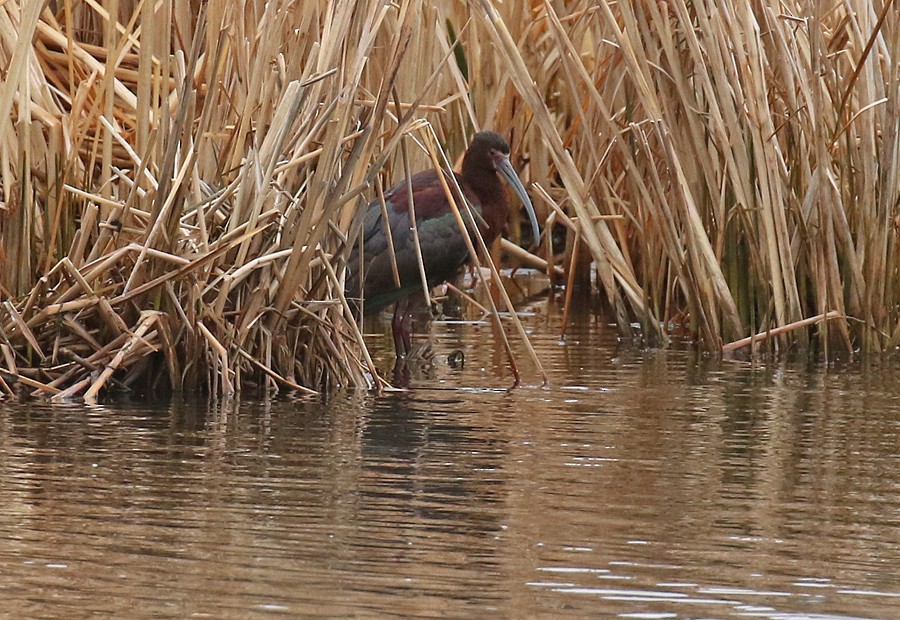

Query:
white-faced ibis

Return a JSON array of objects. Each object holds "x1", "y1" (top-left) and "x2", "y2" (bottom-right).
[{"x1": 347, "y1": 131, "x2": 539, "y2": 357}]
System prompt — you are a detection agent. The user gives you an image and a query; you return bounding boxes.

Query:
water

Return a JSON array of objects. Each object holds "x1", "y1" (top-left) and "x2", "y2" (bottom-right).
[{"x1": 0, "y1": 291, "x2": 898, "y2": 618}]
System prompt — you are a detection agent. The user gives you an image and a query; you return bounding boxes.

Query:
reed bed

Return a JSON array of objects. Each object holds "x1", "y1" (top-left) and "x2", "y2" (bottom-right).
[
  {"x1": 0, "y1": 1, "x2": 896, "y2": 399},
  {"x1": 488, "y1": 0, "x2": 899, "y2": 355}
]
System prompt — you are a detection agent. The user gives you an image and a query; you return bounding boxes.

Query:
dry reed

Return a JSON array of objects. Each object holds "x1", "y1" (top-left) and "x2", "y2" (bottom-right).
[
  {"x1": 480, "y1": 0, "x2": 898, "y2": 355},
  {"x1": 0, "y1": 1, "x2": 897, "y2": 399}
]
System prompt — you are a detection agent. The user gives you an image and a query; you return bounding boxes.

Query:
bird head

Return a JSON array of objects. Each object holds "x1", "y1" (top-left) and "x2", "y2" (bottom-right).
[{"x1": 465, "y1": 132, "x2": 541, "y2": 247}]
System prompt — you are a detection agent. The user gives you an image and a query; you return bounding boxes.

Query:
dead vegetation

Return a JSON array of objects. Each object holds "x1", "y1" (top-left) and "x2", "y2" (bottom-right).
[{"x1": 0, "y1": 1, "x2": 897, "y2": 399}]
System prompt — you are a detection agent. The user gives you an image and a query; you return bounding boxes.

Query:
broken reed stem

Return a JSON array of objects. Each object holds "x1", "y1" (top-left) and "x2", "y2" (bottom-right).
[
  {"x1": 444, "y1": 281, "x2": 490, "y2": 315},
  {"x1": 83, "y1": 311, "x2": 160, "y2": 401},
  {"x1": 500, "y1": 238, "x2": 565, "y2": 278},
  {"x1": 723, "y1": 311, "x2": 843, "y2": 352}
]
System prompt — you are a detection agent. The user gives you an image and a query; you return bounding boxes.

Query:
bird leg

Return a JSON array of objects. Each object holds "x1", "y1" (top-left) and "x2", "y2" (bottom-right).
[{"x1": 391, "y1": 297, "x2": 414, "y2": 357}]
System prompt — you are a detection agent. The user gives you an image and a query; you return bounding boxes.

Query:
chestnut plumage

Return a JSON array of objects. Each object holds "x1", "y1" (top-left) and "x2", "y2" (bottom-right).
[{"x1": 347, "y1": 132, "x2": 539, "y2": 356}]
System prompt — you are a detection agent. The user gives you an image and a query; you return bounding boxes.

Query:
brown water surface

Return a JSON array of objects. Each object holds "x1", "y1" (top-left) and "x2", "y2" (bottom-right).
[{"x1": 0, "y1": 290, "x2": 898, "y2": 618}]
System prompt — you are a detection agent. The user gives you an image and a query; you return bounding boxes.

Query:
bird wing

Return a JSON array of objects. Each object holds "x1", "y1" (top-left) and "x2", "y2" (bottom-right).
[{"x1": 347, "y1": 170, "x2": 482, "y2": 314}]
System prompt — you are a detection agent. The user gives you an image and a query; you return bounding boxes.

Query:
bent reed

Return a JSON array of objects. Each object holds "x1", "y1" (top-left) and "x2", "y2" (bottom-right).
[{"x1": 0, "y1": 1, "x2": 896, "y2": 398}]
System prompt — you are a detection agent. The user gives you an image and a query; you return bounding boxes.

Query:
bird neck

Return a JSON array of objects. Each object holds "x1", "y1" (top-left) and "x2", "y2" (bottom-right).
[{"x1": 461, "y1": 167, "x2": 509, "y2": 243}]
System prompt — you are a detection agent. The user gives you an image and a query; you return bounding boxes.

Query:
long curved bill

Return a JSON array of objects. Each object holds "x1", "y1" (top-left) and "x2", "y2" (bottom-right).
[{"x1": 498, "y1": 156, "x2": 541, "y2": 247}]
